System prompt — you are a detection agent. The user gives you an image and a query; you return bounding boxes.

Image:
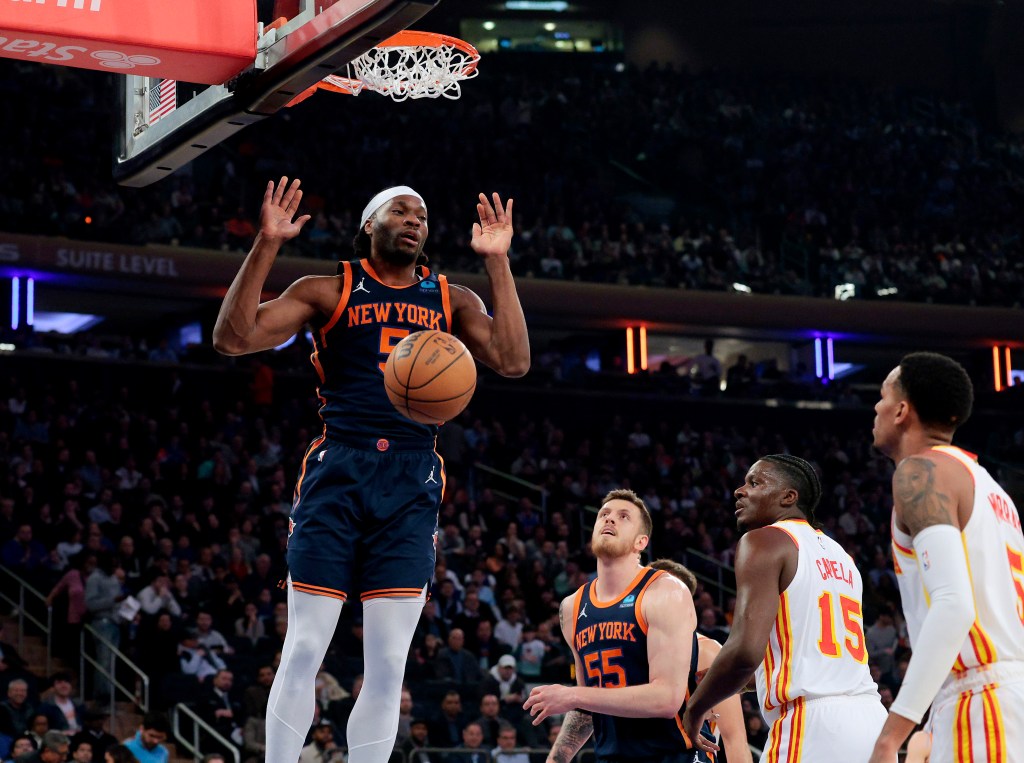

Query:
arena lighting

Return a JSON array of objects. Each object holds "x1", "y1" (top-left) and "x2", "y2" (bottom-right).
[
  {"x1": 877, "y1": 287, "x2": 898, "y2": 297},
  {"x1": 834, "y1": 283, "x2": 856, "y2": 301},
  {"x1": 639, "y1": 326, "x2": 648, "y2": 371},
  {"x1": 31, "y1": 312, "x2": 103, "y2": 334},
  {"x1": 482, "y1": 21, "x2": 496, "y2": 30},
  {"x1": 26, "y1": 278, "x2": 34, "y2": 327},
  {"x1": 504, "y1": 1, "x2": 569, "y2": 10},
  {"x1": 814, "y1": 338, "x2": 823, "y2": 379},
  {"x1": 992, "y1": 345, "x2": 1015, "y2": 391},
  {"x1": 827, "y1": 337, "x2": 835, "y2": 380},
  {"x1": 0, "y1": 343, "x2": 14, "y2": 352},
  {"x1": 732, "y1": 282, "x2": 752, "y2": 294},
  {"x1": 626, "y1": 327, "x2": 635, "y2": 374},
  {"x1": 543, "y1": 22, "x2": 557, "y2": 31},
  {"x1": 10, "y1": 276, "x2": 18, "y2": 330},
  {"x1": 274, "y1": 334, "x2": 298, "y2": 351}
]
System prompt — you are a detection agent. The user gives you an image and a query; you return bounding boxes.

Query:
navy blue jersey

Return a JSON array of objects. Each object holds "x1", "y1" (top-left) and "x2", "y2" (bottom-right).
[
  {"x1": 311, "y1": 258, "x2": 453, "y2": 444},
  {"x1": 571, "y1": 568, "x2": 713, "y2": 762}
]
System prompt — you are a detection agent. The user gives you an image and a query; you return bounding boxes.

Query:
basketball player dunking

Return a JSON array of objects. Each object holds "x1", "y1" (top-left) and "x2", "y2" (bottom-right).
[
  {"x1": 213, "y1": 178, "x2": 529, "y2": 763},
  {"x1": 524, "y1": 489, "x2": 713, "y2": 763},
  {"x1": 682, "y1": 455, "x2": 890, "y2": 763},
  {"x1": 868, "y1": 353, "x2": 1024, "y2": 763}
]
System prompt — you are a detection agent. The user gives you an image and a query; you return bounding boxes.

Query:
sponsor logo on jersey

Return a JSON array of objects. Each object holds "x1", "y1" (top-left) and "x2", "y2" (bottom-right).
[
  {"x1": 619, "y1": 594, "x2": 636, "y2": 608},
  {"x1": 420, "y1": 279, "x2": 438, "y2": 290}
]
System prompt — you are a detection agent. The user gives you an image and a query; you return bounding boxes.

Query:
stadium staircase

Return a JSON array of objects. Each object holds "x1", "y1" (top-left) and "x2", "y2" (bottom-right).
[{"x1": 0, "y1": 613, "x2": 194, "y2": 762}]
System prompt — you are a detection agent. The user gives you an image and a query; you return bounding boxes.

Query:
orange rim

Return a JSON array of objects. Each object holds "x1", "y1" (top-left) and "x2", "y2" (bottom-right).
[
  {"x1": 374, "y1": 30, "x2": 480, "y2": 77},
  {"x1": 289, "y1": 30, "x2": 480, "y2": 103}
]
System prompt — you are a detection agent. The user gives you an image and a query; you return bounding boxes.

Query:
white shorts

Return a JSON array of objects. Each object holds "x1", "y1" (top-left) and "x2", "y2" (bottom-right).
[
  {"x1": 928, "y1": 662, "x2": 1024, "y2": 763},
  {"x1": 759, "y1": 695, "x2": 887, "y2": 763}
]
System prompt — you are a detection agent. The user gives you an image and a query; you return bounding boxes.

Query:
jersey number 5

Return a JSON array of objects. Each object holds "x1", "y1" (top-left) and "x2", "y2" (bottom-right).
[
  {"x1": 378, "y1": 327, "x2": 410, "y2": 373},
  {"x1": 817, "y1": 591, "x2": 867, "y2": 663},
  {"x1": 583, "y1": 648, "x2": 626, "y2": 688}
]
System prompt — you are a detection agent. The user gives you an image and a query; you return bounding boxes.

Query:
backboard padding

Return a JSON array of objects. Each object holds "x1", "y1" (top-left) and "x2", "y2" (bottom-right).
[{"x1": 115, "y1": 0, "x2": 441, "y2": 187}]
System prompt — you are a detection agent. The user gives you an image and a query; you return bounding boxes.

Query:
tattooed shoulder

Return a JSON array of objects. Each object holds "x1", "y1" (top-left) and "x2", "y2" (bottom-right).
[{"x1": 893, "y1": 456, "x2": 957, "y2": 535}]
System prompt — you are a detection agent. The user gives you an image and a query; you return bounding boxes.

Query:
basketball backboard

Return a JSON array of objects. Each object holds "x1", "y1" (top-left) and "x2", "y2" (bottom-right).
[{"x1": 114, "y1": 0, "x2": 441, "y2": 187}]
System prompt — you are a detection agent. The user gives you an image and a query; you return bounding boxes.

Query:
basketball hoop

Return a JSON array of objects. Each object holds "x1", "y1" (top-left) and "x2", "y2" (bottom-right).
[{"x1": 289, "y1": 30, "x2": 480, "y2": 105}]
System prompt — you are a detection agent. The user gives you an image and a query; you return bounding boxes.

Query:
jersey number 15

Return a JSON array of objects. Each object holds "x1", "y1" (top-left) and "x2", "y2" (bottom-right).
[{"x1": 816, "y1": 592, "x2": 867, "y2": 663}]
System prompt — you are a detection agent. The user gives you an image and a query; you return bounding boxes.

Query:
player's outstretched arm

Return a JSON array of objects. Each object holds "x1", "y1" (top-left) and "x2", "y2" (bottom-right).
[
  {"x1": 213, "y1": 177, "x2": 319, "y2": 356},
  {"x1": 869, "y1": 456, "x2": 974, "y2": 763},
  {"x1": 525, "y1": 576, "x2": 695, "y2": 723},
  {"x1": 697, "y1": 637, "x2": 753, "y2": 763},
  {"x1": 450, "y1": 192, "x2": 530, "y2": 378},
  {"x1": 682, "y1": 528, "x2": 793, "y2": 754}
]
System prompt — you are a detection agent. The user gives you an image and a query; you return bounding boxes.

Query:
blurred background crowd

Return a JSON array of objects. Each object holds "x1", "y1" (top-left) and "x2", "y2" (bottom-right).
[{"x1": 0, "y1": 56, "x2": 1022, "y2": 307}]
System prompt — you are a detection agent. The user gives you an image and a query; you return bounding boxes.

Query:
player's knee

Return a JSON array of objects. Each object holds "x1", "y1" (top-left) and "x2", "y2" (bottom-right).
[
  {"x1": 286, "y1": 632, "x2": 328, "y2": 676},
  {"x1": 369, "y1": 646, "x2": 407, "y2": 685}
]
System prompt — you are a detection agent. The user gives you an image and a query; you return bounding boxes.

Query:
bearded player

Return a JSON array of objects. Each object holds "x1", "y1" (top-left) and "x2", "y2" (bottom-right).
[{"x1": 525, "y1": 489, "x2": 714, "y2": 763}]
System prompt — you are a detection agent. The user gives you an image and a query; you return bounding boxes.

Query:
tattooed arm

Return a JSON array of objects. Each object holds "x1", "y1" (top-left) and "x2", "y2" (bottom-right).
[
  {"x1": 547, "y1": 709, "x2": 594, "y2": 763},
  {"x1": 869, "y1": 453, "x2": 975, "y2": 763},
  {"x1": 892, "y1": 456, "x2": 959, "y2": 534},
  {"x1": 529, "y1": 595, "x2": 594, "y2": 763}
]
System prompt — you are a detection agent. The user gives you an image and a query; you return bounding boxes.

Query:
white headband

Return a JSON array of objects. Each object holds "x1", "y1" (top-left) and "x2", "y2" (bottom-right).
[{"x1": 360, "y1": 185, "x2": 425, "y2": 226}]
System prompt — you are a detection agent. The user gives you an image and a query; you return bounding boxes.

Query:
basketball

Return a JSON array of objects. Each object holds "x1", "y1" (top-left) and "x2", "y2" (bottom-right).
[{"x1": 384, "y1": 330, "x2": 477, "y2": 425}]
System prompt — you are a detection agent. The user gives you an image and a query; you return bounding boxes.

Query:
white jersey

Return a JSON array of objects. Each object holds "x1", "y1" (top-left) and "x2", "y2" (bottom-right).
[
  {"x1": 755, "y1": 519, "x2": 880, "y2": 724},
  {"x1": 891, "y1": 445, "x2": 1024, "y2": 678}
]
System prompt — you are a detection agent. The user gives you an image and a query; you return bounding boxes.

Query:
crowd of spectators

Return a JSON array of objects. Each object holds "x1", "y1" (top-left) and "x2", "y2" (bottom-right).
[
  {"x1": 1, "y1": 57, "x2": 1023, "y2": 307},
  {"x1": 1, "y1": 346, "x2": 1022, "y2": 761}
]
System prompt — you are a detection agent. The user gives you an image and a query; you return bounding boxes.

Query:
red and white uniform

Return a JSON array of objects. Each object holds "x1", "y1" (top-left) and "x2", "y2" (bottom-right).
[
  {"x1": 756, "y1": 519, "x2": 886, "y2": 762},
  {"x1": 892, "y1": 446, "x2": 1024, "y2": 763}
]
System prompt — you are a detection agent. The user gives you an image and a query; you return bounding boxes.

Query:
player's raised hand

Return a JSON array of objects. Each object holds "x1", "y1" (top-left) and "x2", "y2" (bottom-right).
[
  {"x1": 470, "y1": 192, "x2": 514, "y2": 258},
  {"x1": 260, "y1": 177, "x2": 312, "y2": 243}
]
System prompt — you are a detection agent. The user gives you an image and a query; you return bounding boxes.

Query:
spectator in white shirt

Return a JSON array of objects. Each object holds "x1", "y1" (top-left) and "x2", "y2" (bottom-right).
[
  {"x1": 195, "y1": 610, "x2": 234, "y2": 656},
  {"x1": 137, "y1": 573, "x2": 182, "y2": 618},
  {"x1": 178, "y1": 629, "x2": 225, "y2": 683},
  {"x1": 494, "y1": 607, "x2": 524, "y2": 650}
]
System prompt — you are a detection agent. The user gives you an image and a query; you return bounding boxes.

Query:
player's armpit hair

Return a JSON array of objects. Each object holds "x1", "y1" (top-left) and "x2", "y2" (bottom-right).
[
  {"x1": 549, "y1": 709, "x2": 593, "y2": 763},
  {"x1": 894, "y1": 457, "x2": 958, "y2": 535}
]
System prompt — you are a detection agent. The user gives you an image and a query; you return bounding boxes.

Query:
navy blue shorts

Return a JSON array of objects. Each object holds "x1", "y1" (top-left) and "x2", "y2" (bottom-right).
[{"x1": 287, "y1": 435, "x2": 443, "y2": 603}]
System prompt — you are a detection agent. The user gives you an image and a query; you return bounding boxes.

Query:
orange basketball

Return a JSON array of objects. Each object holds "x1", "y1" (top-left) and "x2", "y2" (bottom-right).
[{"x1": 384, "y1": 330, "x2": 477, "y2": 425}]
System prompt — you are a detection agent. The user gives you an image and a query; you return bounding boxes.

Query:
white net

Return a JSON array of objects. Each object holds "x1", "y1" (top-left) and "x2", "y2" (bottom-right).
[{"x1": 341, "y1": 37, "x2": 480, "y2": 101}]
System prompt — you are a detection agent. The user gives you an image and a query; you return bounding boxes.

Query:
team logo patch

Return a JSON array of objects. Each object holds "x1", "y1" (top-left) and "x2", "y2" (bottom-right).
[
  {"x1": 420, "y1": 280, "x2": 438, "y2": 290},
  {"x1": 619, "y1": 594, "x2": 636, "y2": 609},
  {"x1": 377, "y1": 438, "x2": 390, "y2": 452}
]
